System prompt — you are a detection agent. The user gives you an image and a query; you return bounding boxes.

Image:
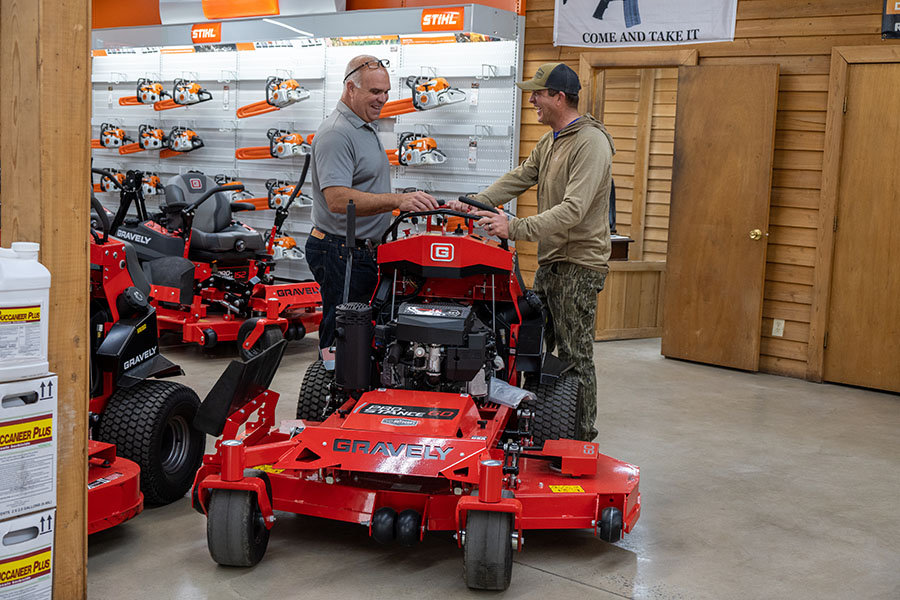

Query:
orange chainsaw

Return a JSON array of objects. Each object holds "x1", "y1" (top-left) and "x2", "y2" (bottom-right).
[
  {"x1": 160, "y1": 126, "x2": 204, "y2": 158},
  {"x1": 117, "y1": 123, "x2": 165, "y2": 154},
  {"x1": 119, "y1": 78, "x2": 170, "y2": 106},
  {"x1": 380, "y1": 76, "x2": 466, "y2": 119},
  {"x1": 265, "y1": 178, "x2": 312, "y2": 210},
  {"x1": 153, "y1": 79, "x2": 213, "y2": 111},
  {"x1": 141, "y1": 173, "x2": 164, "y2": 196},
  {"x1": 92, "y1": 168, "x2": 125, "y2": 193},
  {"x1": 236, "y1": 76, "x2": 310, "y2": 119},
  {"x1": 91, "y1": 123, "x2": 133, "y2": 149},
  {"x1": 214, "y1": 174, "x2": 261, "y2": 208},
  {"x1": 235, "y1": 128, "x2": 313, "y2": 160},
  {"x1": 386, "y1": 133, "x2": 447, "y2": 166}
]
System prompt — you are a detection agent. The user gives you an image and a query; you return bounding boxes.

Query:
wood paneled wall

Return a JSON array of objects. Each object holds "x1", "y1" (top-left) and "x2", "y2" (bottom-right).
[{"x1": 520, "y1": 0, "x2": 890, "y2": 379}]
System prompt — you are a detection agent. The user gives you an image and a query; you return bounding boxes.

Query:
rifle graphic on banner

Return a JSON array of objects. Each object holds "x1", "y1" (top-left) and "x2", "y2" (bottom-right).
[{"x1": 563, "y1": 0, "x2": 641, "y2": 28}]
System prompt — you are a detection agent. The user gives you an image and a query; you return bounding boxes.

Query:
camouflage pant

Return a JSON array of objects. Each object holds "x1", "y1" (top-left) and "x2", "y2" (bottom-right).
[{"x1": 532, "y1": 262, "x2": 607, "y2": 442}]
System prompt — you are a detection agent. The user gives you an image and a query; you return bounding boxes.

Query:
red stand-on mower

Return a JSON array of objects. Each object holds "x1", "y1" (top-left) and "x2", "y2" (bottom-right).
[
  {"x1": 99, "y1": 162, "x2": 321, "y2": 359},
  {"x1": 88, "y1": 178, "x2": 206, "y2": 533},
  {"x1": 189, "y1": 198, "x2": 640, "y2": 590}
]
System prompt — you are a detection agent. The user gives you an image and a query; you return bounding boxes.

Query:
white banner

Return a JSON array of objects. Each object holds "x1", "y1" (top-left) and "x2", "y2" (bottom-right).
[{"x1": 553, "y1": 0, "x2": 738, "y2": 48}]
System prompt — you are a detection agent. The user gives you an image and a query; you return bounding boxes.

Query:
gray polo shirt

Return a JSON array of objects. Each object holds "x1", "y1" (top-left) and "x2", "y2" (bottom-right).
[{"x1": 310, "y1": 101, "x2": 392, "y2": 240}]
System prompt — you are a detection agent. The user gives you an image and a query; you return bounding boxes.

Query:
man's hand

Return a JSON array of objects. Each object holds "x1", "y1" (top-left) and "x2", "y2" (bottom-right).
[
  {"x1": 475, "y1": 209, "x2": 509, "y2": 239},
  {"x1": 397, "y1": 190, "x2": 439, "y2": 212}
]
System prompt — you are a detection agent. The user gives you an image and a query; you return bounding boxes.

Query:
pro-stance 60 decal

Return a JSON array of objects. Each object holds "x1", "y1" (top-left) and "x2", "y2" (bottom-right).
[{"x1": 359, "y1": 403, "x2": 459, "y2": 420}]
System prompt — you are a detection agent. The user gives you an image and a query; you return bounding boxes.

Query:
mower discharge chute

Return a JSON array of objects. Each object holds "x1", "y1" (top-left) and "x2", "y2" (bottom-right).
[{"x1": 190, "y1": 197, "x2": 640, "y2": 590}]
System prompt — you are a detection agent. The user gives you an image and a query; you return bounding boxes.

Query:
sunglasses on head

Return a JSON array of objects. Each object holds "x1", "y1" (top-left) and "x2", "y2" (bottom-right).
[{"x1": 343, "y1": 58, "x2": 390, "y2": 83}]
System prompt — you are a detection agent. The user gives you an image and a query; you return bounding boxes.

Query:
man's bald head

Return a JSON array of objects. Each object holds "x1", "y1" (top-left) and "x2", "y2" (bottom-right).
[{"x1": 341, "y1": 54, "x2": 391, "y2": 123}]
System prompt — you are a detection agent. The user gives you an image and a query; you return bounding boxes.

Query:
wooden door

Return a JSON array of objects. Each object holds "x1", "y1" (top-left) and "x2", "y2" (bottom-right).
[
  {"x1": 661, "y1": 65, "x2": 779, "y2": 371},
  {"x1": 823, "y1": 63, "x2": 900, "y2": 393}
]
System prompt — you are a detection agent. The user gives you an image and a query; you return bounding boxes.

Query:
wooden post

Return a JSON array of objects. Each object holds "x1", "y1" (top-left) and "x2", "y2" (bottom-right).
[{"x1": 1, "y1": 0, "x2": 91, "y2": 598}]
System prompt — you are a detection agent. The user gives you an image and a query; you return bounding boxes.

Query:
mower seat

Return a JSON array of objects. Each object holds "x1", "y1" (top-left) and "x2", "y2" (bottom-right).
[{"x1": 163, "y1": 174, "x2": 264, "y2": 264}]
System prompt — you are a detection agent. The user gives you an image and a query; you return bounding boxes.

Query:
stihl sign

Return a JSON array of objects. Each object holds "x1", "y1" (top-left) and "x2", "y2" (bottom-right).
[
  {"x1": 191, "y1": 23, "x2": 222, "y2": 44},
  {"x1": 421, "y1": 7, "x2": 464, "y2": 32}
]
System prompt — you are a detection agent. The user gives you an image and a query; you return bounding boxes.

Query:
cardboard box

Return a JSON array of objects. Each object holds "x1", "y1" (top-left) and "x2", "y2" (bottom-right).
[
  {"x1": 0, "y1": 509, "x2": 54, "y2": 598},
  {"x1": 0, "y1": 375, "x2": 57, "y2": 520}
]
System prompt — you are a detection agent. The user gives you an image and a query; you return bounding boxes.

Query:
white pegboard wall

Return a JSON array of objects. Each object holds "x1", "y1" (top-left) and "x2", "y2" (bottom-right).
[{"x1": 91, "y1": 36, "x2": 521, "y2": 281}]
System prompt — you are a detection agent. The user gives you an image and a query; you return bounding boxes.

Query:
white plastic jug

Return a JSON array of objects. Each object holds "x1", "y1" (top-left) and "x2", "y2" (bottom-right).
[{"x1": 0, "y1": 242, "x2": 51, "y2": 381}]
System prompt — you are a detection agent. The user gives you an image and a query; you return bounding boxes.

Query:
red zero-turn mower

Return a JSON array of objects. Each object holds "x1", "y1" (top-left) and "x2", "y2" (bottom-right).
[
  {"x1": 103, "y1": 160, "x2": 321, "y2": 359},
  {"x1": 190, "y1": 197, "x2": 640, "y2": 590},
  {"x1": 88, "y1": 177, "x2": 206, "y2": 533}
]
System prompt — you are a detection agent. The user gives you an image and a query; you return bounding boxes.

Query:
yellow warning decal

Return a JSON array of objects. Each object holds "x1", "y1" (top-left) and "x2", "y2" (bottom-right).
[
  {"x1": 0, "y1": 306, "x2": 41, "y2": 324},
  {"x1": 0, "y1": 415, "x2": 53, "y2": 450},
  {"x1": 251, "y1": 464, "x2": 284, "y2": 475},
  {"x1": 137, "y1": 324, "x2": 147, "y2": 334},
  {"x1": 0, "y1": 548, "x2": 52, "y2": 586},
  {"x1": 549, "y1": 485, "x2": 585, "y2": 493}
]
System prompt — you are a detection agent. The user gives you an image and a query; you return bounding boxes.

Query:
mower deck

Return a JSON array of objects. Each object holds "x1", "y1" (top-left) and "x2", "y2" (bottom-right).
[{"x1": 87, "y1": 440, "x2": 143, "y2": 535}]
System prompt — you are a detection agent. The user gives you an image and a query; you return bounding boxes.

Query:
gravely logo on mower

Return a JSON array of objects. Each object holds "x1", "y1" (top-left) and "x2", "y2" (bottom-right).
[
  {"x1": 123, "y1": 346, "x2": 157, "y2": 370},
  {"x1": 360, "y1": 403, "x2": 459, "y2": 420},
  {"x1": 334, "y1": 438, "x2": 453, "y2": 460},
  {"x1": 116, "y1": 230, "x2": 152, "y2": 245},
  {"x1": 275, "y1": 287, "x2": 317, "y2": 297}
]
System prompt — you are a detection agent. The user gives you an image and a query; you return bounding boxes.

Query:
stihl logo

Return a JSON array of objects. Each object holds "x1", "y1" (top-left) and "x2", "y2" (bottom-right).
[
  {"x1": 191, "y1": 23, "x2": 222, "y2": 44},
  {"x1": 421, "y1": 7, "x2": 464, "y2": 31},
  {"x1": 189, "y1": 178, "x2": 203, "y2": 190},
  {"x1": 430, "y1": 243, "x2": 454, "y2": 262}
]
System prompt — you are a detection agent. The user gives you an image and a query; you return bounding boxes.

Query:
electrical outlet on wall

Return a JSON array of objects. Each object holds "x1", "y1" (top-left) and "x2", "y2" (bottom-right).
[{"x1": 772, "y1": 319, "x2": 785, "y2": 337}]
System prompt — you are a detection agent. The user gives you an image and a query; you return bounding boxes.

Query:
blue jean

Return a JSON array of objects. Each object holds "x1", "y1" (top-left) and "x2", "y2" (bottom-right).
[{"x1": 305, "y1": 234, "x2": 379, "y2": 349}]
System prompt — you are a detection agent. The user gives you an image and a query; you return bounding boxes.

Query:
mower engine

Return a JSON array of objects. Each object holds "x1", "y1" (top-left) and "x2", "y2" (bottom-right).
[{"x1": 377, "y1": 302, "x2": 497, "y2": 397}]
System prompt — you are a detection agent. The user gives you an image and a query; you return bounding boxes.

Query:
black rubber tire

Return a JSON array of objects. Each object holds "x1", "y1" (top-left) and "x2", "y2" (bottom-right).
[
  {"x1": 521, "y1": 372, "x2": 581, "y2": 446},
  {"x1": 206, "y1": 489, "x2": 270, "y2": 567},
  {"x1": 599, "y1": 506, "x2": 623, "y2": 543},
  {"x1": 463, "y1": 510, "x2": 513, "y2": 591},
  {"x1": 296, "y1": 359, "x2": 333, "y2": 421},
  {"x1": 96, "y1": 380, "x2": 205, "y2": 505},
  {"x1": 237, "y1": 318, "x2": 283, "y2": 362}
]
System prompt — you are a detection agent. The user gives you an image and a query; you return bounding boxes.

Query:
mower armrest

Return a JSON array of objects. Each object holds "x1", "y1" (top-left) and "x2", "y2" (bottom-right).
[{"x1": 231, "y1": 202, "x2": 256, "y2": 212}]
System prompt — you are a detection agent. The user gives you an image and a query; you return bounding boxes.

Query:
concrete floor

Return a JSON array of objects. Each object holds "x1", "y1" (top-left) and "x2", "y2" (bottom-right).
[{"x1": 87, "y1": 336, "x2": 900, "y2": 600}]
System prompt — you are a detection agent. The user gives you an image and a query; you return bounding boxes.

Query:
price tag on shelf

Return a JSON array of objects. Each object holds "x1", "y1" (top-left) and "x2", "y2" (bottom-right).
[
  {"x1": 470, "y1": 82, "x2": 479, "y2": 106},
  {"x1": 468, "y1": 137, "x2": 478, "y2": 165}
]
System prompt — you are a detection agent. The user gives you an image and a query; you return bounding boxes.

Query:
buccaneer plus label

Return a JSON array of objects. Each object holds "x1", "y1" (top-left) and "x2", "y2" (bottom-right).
[
  {"x1": 0, "y1": 414, "x2": 55, "y2": 517},
  {"x1": 0, "y1": 306, "x2": 42, "y2": 361}
]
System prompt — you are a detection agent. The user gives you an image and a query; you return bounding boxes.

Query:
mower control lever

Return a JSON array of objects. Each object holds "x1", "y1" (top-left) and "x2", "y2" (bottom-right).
[
  {"x1": 92, "y1": 168, "x2": 123, "y2": 191},
  {"x1": 185, "y1": 184, "x2": 245, "y2": 212},
  {"x1": 457, "y1": 195, "x2": 498, "y2": 214}
]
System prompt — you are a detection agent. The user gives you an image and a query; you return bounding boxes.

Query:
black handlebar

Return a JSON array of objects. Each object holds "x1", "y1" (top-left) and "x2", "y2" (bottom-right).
[
  {"x1": 457, "y1": 194, "x2": 498, "y2": 214},
  {"x1": 90, "y1": 196, "x2": 111, "y2": 244},
  {"x1": 91, "y1": 168, "x2": 122, "y2": 191},
  {"x1": 186, "y1": 183, "x2": 245, "y2": 211}
]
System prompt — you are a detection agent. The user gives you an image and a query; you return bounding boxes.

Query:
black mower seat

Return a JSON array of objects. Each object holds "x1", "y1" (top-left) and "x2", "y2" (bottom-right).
[{"x1": 162, "y1": 174, "x2": 264, "y2": 259}]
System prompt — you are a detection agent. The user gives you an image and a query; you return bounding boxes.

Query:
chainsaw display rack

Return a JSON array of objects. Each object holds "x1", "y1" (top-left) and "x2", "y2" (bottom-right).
[{"x1": 90, "y1": 4, "x2": 523, "y2": 282}]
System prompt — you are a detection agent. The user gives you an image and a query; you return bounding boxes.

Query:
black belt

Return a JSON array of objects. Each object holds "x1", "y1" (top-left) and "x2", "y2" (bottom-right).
[{"x1": 311, "y1": 227, "x2": 377, "y2": 250}]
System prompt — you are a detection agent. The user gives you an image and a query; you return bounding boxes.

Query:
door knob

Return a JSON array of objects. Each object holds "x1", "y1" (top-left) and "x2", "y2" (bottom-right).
[{"x1": 749, "y1": 229, "x2": 763, "y2": 241}]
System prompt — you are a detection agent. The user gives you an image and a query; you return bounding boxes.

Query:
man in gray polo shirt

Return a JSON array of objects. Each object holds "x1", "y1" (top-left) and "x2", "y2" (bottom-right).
[{"x1": 306, "y1": 54, "x2": 438, "y2": 349}]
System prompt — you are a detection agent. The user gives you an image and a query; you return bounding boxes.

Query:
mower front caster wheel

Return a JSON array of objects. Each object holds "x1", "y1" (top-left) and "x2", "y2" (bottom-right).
[
  {"x1": 463, "y1": 510, "x2": 513, "y2": 591},
  {"x1": 206, "y1": 489, "x2": 270, "y2": 567}
]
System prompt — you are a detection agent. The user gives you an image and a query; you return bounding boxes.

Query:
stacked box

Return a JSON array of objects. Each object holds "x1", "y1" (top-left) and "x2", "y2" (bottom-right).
[
  {"x1": 0, "y1": 509, "x2": 55, "y2": 597},
  {"x1": 0, "y1": 375, "x2": 58, "y2": 521}
]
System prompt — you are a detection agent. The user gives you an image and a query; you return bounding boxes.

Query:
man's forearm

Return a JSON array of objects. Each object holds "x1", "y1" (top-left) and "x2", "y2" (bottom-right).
[{"x1": 324, "y1": 186, "x2": 399, "y2": 216}]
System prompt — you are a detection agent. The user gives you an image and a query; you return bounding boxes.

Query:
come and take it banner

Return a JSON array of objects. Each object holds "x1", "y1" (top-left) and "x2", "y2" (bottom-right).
[{"x1": 553, "y1": 0, "x2": 738, "y2": 48}]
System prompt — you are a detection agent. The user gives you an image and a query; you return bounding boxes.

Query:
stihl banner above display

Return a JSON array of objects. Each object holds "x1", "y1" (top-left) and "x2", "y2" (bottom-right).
[
  {"x1": 553, "y1": 0, "x2": 737, "y2": 48},
  {"x1": 421, "y1": 7, "x2": 465, "y2": 32}
]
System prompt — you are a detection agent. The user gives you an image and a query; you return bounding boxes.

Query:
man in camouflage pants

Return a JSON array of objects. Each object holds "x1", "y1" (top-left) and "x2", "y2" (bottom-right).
[{"x1": 450, "y1": 63, "x2": 614, "y2": 441}]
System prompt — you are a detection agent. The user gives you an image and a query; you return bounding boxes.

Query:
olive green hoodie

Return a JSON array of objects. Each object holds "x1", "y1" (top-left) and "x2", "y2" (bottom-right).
[{"x1": 475, "y1": 114, "x2": 615, "y2": 273}]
